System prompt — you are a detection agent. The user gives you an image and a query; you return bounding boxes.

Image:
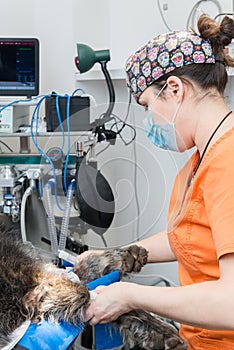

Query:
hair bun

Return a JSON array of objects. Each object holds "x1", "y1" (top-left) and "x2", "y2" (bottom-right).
[
  {"x1": 197, "y1": 14, "x2": 234, "y2": 67},
  {"x1": 219, "y1": 16, "x2": 234, "y2": 46},
  {"x1": 197, "y1": 13, "x2": 234, "y2": 47},
  {"x1": 197, "y1": 14, "x2": 220, "y2": 41}
]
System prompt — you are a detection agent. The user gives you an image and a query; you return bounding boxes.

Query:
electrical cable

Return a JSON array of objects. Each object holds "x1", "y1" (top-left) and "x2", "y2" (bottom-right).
[
  {"x1": 94, "y1": 91, "x2": 136, "y2": 147},
  {"x1": 0, "y1": 95, "x2": 44, "y2": 114},
  {"x1": 111, "y1": 91, "x2": 136, "y2": 145},
  {"x1": 63, "y1": 94, "x2": 71, "y2": 194},
  {"x1": 100, "y1": 234, "x2": 108, "y2": 247},
  {"x1": 111, "y1": 90, "x2": 132, "y2": 129},
  {"x1": 0, "y1": 140, "x2": 14, "y2": 152},
  {"x1": 32, "y1": 95, "x2": 50, "y2": 152},
  {"x1": 55, "y1": 94, "x2": 65, "y2": 153},
  {"x1": 110, "y1": 114, "x2": 136, "y2": 146},
  {"x1": 71, "y1": 88, "x2": 86, "y2": 96},
  {"x1": 30, "y1": 93, "x2": 66, "y2": 211},
  {"x1": 95, "y1": 143, "x2": 111, "y2": 157},
  {"x1": 123, "y1": 89, "x2": 132, "y2": 124}
]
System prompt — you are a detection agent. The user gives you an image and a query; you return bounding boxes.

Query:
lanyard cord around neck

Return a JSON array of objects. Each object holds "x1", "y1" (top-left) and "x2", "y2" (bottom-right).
[{"x1": 193, "y1": 110, "x2": 232, "y2": 177}]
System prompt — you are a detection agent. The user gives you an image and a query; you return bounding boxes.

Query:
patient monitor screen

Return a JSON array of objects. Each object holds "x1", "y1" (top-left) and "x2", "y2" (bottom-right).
[{"x1": 0, "y1": 38, "x2": 39, "y2": 97}]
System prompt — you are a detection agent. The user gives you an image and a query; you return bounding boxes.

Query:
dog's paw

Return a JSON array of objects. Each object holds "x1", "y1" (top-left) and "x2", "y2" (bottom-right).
[
  {"x1": 119, "y1": 245, "x2": 148, "y2": 273},
  {"x1": 115, "y1": 310, "x2": 187, "y2": 350},
  {"x1": 74, "y1": 245, "x2": 148, "y2": 283}
]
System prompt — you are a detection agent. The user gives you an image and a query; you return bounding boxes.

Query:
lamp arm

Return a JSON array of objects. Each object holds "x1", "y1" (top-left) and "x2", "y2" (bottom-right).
[
  {"x1": 101, "y1": 61, "x2": 115, "y2": 118},
  {"x1": 90, "y1": 61, "x2": 115, "y2": 129}
]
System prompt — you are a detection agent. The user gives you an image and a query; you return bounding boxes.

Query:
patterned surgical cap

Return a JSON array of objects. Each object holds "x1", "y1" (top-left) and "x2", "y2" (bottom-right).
[{"x1": 125, "y1": 30, "x2": 215, "y2": 102}]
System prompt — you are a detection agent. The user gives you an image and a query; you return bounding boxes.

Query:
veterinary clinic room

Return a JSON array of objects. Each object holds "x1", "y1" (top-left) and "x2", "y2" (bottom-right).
[{"x1": 1, "y1": 0, "x2": 234, "y2": 349}]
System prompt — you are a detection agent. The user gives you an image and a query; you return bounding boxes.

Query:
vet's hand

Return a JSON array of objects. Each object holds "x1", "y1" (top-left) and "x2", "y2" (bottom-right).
[{"x1": 85, "y1": 282, "x2": 134, "y2": 325}]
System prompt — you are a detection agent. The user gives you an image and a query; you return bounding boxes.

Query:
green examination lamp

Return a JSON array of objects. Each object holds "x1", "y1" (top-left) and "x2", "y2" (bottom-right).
[
  {"x1": 75, "y1": 43, "x2": 110, "y2": 73},
  {"x1": 75, "y1": 43, "x2": 115, "y2": 131}
]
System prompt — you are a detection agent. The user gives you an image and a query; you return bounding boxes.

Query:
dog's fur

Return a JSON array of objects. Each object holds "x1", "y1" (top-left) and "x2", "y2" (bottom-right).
[{"x1": 0, "y1": 225, "x2": 187, "y2": 350}]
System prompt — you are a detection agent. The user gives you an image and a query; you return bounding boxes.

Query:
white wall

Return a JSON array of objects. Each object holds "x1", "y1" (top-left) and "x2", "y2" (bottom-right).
[
  {"x1": 0, "y1": 0, "x2": 232, "y2": 93},
  {"x1": 32, "y1": 0, "x2": 76, "y2": 94},
  {"x1": 0, "y1": 0, "x2": 233, "y2": 284}
]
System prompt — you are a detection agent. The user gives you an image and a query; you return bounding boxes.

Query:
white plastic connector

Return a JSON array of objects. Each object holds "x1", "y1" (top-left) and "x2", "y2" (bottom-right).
[{"x1": 58, "y1": 250, "x2": 79, "y2": 265}]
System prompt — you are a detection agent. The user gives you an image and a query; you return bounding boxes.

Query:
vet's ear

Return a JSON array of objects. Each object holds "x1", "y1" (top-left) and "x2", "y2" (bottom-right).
[{"x1": 166, "y1": 76, "x2": 184, "y2": 103}]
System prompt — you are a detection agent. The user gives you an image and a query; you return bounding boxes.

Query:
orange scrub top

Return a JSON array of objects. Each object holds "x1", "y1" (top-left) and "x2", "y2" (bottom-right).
[{"x1": 168, "y1": 127, "x2": 234, "y2": 350}]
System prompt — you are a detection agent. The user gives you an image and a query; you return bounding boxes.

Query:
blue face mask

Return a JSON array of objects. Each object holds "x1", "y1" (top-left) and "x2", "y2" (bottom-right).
[
  {"x1": 143, "y1": 83, "x2": 181, "y2": 152},
  {"x1": 143, "y1": 110, "x2": 179, "y2": 152}
]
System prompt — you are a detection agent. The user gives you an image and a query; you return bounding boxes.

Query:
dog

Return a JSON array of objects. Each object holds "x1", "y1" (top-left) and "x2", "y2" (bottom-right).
[{"x1": 0, "y1": 224, "x2": 187, "y2": 350}]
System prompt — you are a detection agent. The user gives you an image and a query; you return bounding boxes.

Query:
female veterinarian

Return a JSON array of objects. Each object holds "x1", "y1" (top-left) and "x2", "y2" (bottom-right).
[{"x1": 83, "y1": 14, "x2": 234, "y2": 350}]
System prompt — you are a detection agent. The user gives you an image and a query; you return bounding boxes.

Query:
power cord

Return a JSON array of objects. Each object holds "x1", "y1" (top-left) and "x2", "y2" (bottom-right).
[
  {"x1": 93, "y1": 90, "x2": 136, "y2": 146},
  {"x1": 0, "y1": 140, "x2": 14, "y2": 153}
]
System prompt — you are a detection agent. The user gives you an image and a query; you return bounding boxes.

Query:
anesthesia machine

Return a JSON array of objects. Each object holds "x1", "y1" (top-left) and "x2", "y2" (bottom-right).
[{"x1": 0, "y1": 38, "x2": 123, "y2": 260}]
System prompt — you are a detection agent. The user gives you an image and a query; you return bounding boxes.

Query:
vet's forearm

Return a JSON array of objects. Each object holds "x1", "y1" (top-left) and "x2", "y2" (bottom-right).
[
  {"x1": 135, "y1": 230, "x2": 176, "y2": 263},
  {"x1": 129, "y1": 279, "x2": 234, "y2": 330}
]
